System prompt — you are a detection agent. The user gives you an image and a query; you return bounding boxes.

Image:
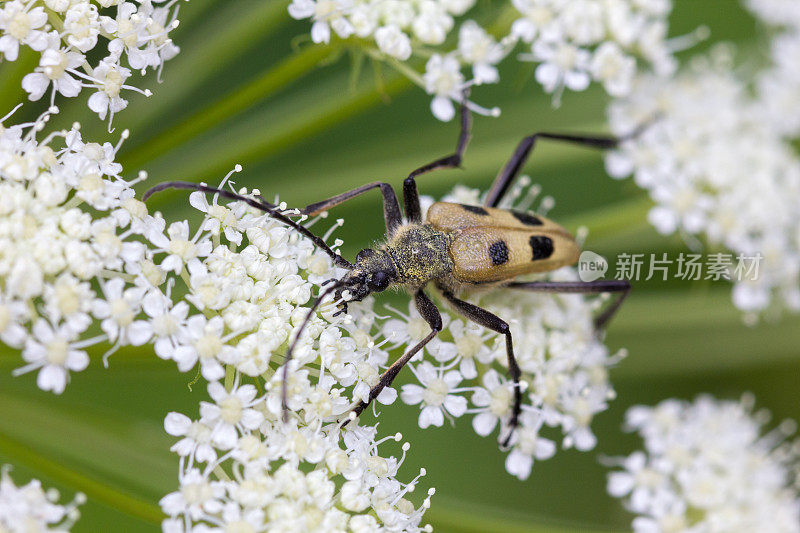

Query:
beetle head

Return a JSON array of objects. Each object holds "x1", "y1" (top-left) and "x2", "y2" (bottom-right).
[{"x1": 333, "y1": 248, "x2": 396, "y2": 315}]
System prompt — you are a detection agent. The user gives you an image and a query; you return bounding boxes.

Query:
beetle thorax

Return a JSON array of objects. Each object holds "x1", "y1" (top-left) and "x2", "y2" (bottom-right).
[{"x1": 385, "y1": 223, "x2": 453, "y2": 288}]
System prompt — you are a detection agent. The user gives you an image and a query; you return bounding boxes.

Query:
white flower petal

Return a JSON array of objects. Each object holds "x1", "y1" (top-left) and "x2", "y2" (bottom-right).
[
  {"x1": 472, "y1": 412, "x2": 498, "y2": 436},
  {"x1": 419, "y1": 405, "x2": 444, "y2": 428}
]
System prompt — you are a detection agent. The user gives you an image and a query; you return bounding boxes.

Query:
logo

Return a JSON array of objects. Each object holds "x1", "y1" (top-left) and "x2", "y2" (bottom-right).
[{"x1": 578, "y1": 251, "x2": 608, "y2": 282}]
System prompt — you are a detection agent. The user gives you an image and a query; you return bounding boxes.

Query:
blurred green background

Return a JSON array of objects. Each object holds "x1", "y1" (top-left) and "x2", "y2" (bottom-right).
[{"x1": 1, "y1": 1, "x2": 797, "y2": 531}]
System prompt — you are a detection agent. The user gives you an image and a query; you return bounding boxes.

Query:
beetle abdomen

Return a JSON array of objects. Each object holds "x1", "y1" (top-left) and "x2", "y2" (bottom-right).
[{"x1": 448, "y1": 227, "x2": 580, "y2": 283}]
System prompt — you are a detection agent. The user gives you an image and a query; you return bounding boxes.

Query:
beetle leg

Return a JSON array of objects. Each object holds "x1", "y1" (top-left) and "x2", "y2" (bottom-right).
[
  {"x1": 344, "y1": 290, "x2": 443, "y2": 425},
  {"x1": 437, "y1": 288, "x2": 522, "y2": 448},
  {"x1": 143, "y1": 182, "x2": 354, "y2": 269},
  {"x1": 300, "y1": 181, "x2": 404, "y2": 237},
  {"x1": 506, "y1": 280, "x2": 631, "y2": 329},
  {"x1": 146, "y1": 180, "x2": 403, "y2": 238},
  {"x1": 484, "y1": 128, "x2": 647, "y2": 208},
  {"x1": 403, "y1": 94, "x2": 472, "y2": 223}
]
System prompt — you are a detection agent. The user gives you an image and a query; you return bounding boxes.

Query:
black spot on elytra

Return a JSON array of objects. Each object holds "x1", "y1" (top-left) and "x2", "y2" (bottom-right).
[
  {"x1": 488, "y1": 240, "x2": 509, "y2": 265},
  {"x1": 529, "y1": 236, "x2": 554, "y2": 260},
  {"x1": 461, "y1": 204, "x2": 489, "y2": 216},
  {"x1": 511, "y1": 210, "x2": 543, "y2": 226}
]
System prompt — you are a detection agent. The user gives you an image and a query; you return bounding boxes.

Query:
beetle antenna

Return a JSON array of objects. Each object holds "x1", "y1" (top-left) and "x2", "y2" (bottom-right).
[
  {"x1": 281, "y1": 279, "x2": 346, "y2": 420},
  {"x1": 143, "y1": 181, "x2": 354, "y2": 269}
]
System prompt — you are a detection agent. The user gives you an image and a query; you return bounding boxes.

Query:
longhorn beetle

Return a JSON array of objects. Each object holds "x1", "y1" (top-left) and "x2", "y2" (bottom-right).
[{"x1": 144, "y1": 102, "x2": 634, "y2": 446}]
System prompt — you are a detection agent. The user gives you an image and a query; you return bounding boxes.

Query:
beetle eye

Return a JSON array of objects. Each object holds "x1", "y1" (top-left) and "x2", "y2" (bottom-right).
[{"x1": 369, "y1": 271, "x2": 390, "y2": 291}]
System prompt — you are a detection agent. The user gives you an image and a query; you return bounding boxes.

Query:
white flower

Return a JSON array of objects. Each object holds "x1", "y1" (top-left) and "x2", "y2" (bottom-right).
[
  {"x1": 16, "y1": 320, "x2": 89, "y2": 394},
  {"x1": 349, "y1": 4, "x2": 378, "y2": 37},
  {"x1": 470, "y1": 369, "x2": 513, "y2": 437},
  {"x1": 458, "y1": 20, "x2": 505, "y2": 84},
  {"x1": 86, "y1": 58, "x2": 136, "y2": 123},
  {"x1": 63, "y1": 3, "x2": 101, "y2": 52},
  {"x1": 287, "y1": 0, "x2": 354, "y2": 44},
  {"x1": 532, "y1": 40, "x2": 591, "y2": 94},
  {"x1": 0, "y1": 465, "x2": 85, "y2": 531},
  {"x1": 378, "y1": 0, "x2": 415, "y2": 28},
  {"x1": 142, "y1": 291, "x2": 189, "y2": 360},
  {"x1": 199, "y1": 381, "x2": 264, "y2": 450},
  {"x1": 747, "y1": 0, "x2": 800, "y2": 28},
  {"x1": 22, "y1": 43, "x2": 84, "y2": 104},
  {"x1": 401, "y1": 361, "x2": 467, "y2": 428},
  {"x1": 42, "y1": 274, "x2": 94, "y2": 332},
  {"x1": 590, "y1": 41, "x2": 636, "y2": 96},
  {"x1": 164, "y1": 412, "x2": 217, "y2": 464},
  {"x1": 147, "y1": 217, "x2": 212, "y2": 274},
  {"x1": 561, "y1": 0, "x2": 605, "y2": 46},
  {"x1": 171, "y1": 315, "x2": 229, "y2": 381},
  {"x1": 608, "y1": 395, "x2": 800, "y2": 533},
  {"x1": 375, "y1": 24, "x2": 412, "y2": 60},
  {"x1": 423, "y1": 53, "x2": 465, "y2": 121},
  {"x1": 504, "y1": 413, "x2": 556, "y2": 480},
  {"x1": 441, "y1": 0, "x2": 476, "y2": 16},
  {"x1": 189, "y1": 188, "x2": 245, "y2": 245},
  {"x1": 105, "y1": 2, "x2": 163, "y2": 71},
  {"x1": 159, "y1": 467, "x2": 226, "y2": 521},
  {"x1": 411, "y1": 1, "x2": 453, "y2": 45},
  {"x1": 0, "y1": 295, "x2": 29, "y2": 348},
  {"x1": 0, "y1": 1, "x2": 49, "y2": 61},
  {"x1": 446, "y1": 318, "x2": 493, "y2": 378},
  {"x1": 510, "y1": 0, "x2": 556, "y2": 42},
  {"x1": 92, "y1": 278, "x2": 151, "y2": 347}
]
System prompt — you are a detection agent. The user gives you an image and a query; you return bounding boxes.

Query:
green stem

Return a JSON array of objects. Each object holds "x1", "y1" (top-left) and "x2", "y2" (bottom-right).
[
  {"x1": 224, "y1": 364, "x2": 235, "y2": 392},
  {"x1": 44, "y1": 8, "x2": 64, "y2": 33},
  {"x1": 368, "y1": 49, "x2": 425, "y2": 88},
  {"x1": 121, "y1": 44, "x2": 335, "y2": 171},
  {"x1": 213, "y1": 465, "x2": 231, "y2": 482},
  {"x1": 0, "y1": 433, "x2": 163, "y2": 524},
  {"x1": 61, "y1": 194, "x2": 84, "y2": 211},
  {"x1": 99, "y1": 269, "x2": 136, "y2": 283}
]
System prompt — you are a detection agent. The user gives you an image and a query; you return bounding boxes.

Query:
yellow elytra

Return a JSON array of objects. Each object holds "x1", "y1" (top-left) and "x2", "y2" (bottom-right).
[{"x1": 426, "y1": 202, "x2": 580, "y2": 283}]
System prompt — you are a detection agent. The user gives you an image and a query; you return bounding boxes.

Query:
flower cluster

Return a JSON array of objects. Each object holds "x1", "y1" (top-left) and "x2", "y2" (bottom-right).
[
  {"x1": 748, "y1": 0, "x2": 800, "y2": 138},
  {"x1": 0, "y1": 465, "x2": 85, "y2": 532},
  {"x1": 604, "y1": 41, "x2": 800, "y2": 316},
  {"x1": 746, "y1": 0, "x2": 800, "y2": 34},
  {"x1": 2, "y1": 100, "x2": 439, "y2": 527},
  {"x1": 607, "y1": 395, "x2": 800, "y2": 532},
  {"x1": 511, "y1": 0, "x2": 677, "y2": 101},
  {"x1": 140, "y1": 185, "x2": 435, "y2": 530},
  {"x1": 1, "y1": 0, "x2": 182, "y2": 128},
  {"x1": 0, "y1": 107, "x2": 154, "y2": 394},
  {"x1": 287, "y1": 0, "x2": 677, "y2": 120},
  {"x1": 389, "y1": 183, "x2": 623, "y2": 481},
  {"x1": 161, "y1": 382, "x2": 433, "y2": 532}
]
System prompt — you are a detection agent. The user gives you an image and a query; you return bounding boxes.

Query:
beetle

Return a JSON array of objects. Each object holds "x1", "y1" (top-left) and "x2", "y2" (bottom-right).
[{"x1": 144, "y1": 102, "x2": 633, "y2": 446}]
